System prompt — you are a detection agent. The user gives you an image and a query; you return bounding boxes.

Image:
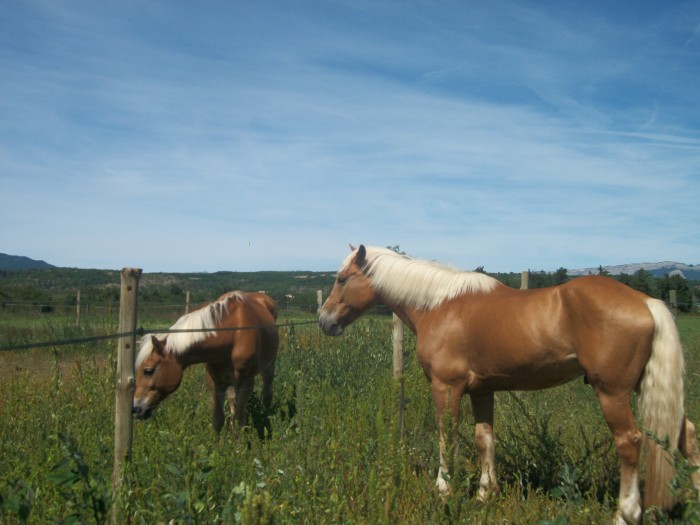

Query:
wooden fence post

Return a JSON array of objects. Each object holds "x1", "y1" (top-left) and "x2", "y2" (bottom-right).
[
  {"x1": 185, "y1": 290, "x2": 191, "y2": 314},
  {"x1": 112, "y1": 268, "x2": 142, "y2": 524},
  {"x1": 393, "y1": 313, "x2": 404, "y2": 380},
  {"x1": 75, "y1": 290, "x2": 81, "y2": 326},
  {"x1": 670, "y1": 289, "x2": 678, "y2": 312},
  {"x1": 520, "y1": 271, "x2": 529, "y2": 290},
  {"x1": 393, "y1": 313, "x2": 405, "y2": 442},
  {"x1": 316, "y1": 290, "x2": 323, "y2": 312}
]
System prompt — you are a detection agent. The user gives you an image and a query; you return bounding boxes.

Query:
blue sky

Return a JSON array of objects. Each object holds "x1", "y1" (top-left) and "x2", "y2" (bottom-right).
[{"x1": 1, "y1": 1, "x2": 699, "y2": 273}]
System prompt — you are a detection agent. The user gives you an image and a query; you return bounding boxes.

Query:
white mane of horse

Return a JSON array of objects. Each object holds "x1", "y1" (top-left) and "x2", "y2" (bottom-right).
[
  {"x1": 135, "y1": 291, "x2": 244, "y2": 367},
  {"x1": 342, "y1": 246, "x2": 499, "y2": 310}
]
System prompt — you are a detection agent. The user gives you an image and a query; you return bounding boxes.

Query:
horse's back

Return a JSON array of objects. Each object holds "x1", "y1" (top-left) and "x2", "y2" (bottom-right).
[
  {"x1": 214, "y1": 291, "x2": 279, "y2": 366},
  {"x1": 248, "y1": 292, "x2": 278, "y2": 321},
  {"x1": 241, "y1": 292, "x2": 280, "y2": 362},
  {"x1": 558, "y1": 275, "x2": 656, "y2": 330},
  {"x1": 560, "y1": 274, "x2": 652, "y2": 301}
]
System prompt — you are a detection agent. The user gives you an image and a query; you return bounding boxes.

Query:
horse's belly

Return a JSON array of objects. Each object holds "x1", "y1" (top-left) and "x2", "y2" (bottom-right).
[{"x1": 477, "y1": 354, "x2": 584, "y2": 392}]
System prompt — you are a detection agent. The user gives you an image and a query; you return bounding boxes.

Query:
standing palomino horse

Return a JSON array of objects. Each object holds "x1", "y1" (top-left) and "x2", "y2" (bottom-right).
[
  {"x1": 318, "y1": 245, "x2": 700, "y2": 524},
  {"x1": 133, "y1": 291, "x2": 279, "y2": 433}
]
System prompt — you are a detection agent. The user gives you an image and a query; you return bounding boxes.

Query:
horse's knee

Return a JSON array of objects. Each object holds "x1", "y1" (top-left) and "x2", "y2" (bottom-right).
[{"x1": 614, "y1": 429, "x2": 642, "y2": 466}]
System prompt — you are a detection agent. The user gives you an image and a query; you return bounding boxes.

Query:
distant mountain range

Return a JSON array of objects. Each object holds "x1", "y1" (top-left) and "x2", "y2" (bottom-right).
[
  {"x1": 569, "y1": 261, "x2": 700, "y2": 280},
  {"x1": 0, "y1": 253, "x2": 56, "y2": 270},
  {"x1": 1, "y1": 253, "x2": 698, "y2": 279}
]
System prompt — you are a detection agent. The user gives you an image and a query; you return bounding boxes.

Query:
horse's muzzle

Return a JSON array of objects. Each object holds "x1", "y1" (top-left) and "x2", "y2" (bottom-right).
[
  {"x1": 131, "y1": 403, "x2": 153, "y2": 420},
  {"x1": 318, "y1": 314, "x2": 344, "y2": 336}
]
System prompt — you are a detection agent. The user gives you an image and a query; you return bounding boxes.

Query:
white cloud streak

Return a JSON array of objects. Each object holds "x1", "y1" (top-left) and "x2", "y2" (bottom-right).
[{"x1": 1, "y1": 0, "x2": 698, "y2": 272}]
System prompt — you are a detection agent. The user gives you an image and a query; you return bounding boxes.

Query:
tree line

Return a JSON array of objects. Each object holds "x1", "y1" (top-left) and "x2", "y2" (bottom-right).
[
  {"x1": 1, "y1": 265, "x2": 697, "y2": 313},
  {"x1": 488, "y1": 267, "x2": 697, "y2": 312}
]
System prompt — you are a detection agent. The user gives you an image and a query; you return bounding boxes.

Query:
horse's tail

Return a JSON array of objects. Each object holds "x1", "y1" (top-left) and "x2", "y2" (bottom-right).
[{"x1": 639, "y1": 298, "x2": 685, "y2": 509}]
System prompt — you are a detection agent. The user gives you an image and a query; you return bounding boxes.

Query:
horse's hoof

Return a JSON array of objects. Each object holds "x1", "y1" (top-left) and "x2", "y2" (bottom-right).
[{"x1": 435, "y1": 476, "x2": 450, "y2": 495}]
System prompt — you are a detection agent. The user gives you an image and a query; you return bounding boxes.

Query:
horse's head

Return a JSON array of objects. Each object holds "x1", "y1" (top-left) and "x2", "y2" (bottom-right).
[
  {"x1": 132, "y1": 335, "x2": 184, "y2": 420},
  {"x1": 319, "y1": 244, "x2": 377, "y2": 336}
]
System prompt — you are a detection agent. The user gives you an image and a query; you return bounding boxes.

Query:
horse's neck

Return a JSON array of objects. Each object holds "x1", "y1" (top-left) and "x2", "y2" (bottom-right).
[
  {"x1": 175, "y1": 340, "x2": 229, "y2": 368},
  {"x1": 372, "y1": 289, "x2": 421, "y2": 334},
  {"x1": 391, "y1": 306, "x2": 419, "y2": 334}
]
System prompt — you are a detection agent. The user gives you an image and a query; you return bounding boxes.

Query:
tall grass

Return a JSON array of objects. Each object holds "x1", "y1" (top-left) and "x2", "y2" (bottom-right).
[{"x1": 1, "y1": 314, "x2": 698, "y2": 523}]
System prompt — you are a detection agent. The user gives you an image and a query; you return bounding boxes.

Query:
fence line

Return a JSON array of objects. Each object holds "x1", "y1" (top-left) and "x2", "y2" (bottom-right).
[{"x1": 0, "y1": 319, "x2": 320, "y2": 352}]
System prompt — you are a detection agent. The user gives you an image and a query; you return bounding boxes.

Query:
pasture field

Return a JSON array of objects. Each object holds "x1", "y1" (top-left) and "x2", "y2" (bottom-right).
[{"x1": 0, "y1": 310, "x2": 699, "y2": 524}]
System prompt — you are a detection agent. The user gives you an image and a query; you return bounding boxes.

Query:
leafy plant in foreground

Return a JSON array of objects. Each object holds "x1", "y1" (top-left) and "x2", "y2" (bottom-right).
[
  {"x1": 0, "y1": 478, "x2": 34, "y2": 524},
  {"x1": 46, "y1": 433, "x2": 110, "y2": 525},
  {"x1": 222, "y1": 482, "x2": 275, "y2": 525}
]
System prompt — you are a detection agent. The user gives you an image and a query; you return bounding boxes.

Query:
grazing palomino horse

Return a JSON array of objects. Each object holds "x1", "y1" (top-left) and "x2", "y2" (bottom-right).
[
  {"x1": 133, "y1": 291, "x2": 279, "y2": 432},
  {"x1": 318, "y1": 245, "x2": 700, "y2": 524}
]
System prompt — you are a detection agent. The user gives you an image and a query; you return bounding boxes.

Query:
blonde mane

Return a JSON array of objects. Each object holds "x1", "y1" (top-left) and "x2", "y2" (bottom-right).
[
  {"x1": 135, "y1": 291, "x2": 244, "y2": 367},
  {"x1": 342, "y1": 246, "x2": 499, "y2": 310}
]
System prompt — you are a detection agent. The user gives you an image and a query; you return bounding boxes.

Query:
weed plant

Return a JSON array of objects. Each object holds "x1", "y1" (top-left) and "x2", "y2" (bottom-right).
[{"x1": 0, "y1": 313, "x2": 699, "y2": 523}]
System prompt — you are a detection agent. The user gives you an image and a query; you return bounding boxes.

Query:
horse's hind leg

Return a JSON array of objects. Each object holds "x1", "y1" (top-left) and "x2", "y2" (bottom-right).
[
  {"x1": 261, "y1": 361, "x2": 276, "y2": 411},
  {"x1": 680, "y1": 417, "x2": 700, "y2": 494},
  {"x1": 596, "y1": 390, "x2": 643, "y2": 525},
  {"x1": 470, "y1": 392, "x2": 499, "y2": 501},
  {"x1": 233, "y1": 375, "x2": 255, "y2": 427},
  {"x1": 205, "y1": 366, "x2": 226, "y2": 434}
]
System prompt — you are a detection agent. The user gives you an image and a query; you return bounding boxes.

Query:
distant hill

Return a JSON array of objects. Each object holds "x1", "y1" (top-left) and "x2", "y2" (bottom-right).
[
  {"x1": 2, "y1": 252, "x2": 698, "y2": 280},
  {"x1": 0, "y1": 253, "x2": 56, "y2": 270},
  {"x1": 569, "y1": 261, "x2": 700, "y2": 280}
]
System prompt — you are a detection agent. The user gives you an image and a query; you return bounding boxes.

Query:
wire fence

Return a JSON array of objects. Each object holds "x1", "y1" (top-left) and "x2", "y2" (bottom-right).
[
  {"x1": 0, "y1": 319, "x2": 320, "y2": 352},
  {"x1": 0, "y1": 288, "x2": 692, "y2": 354},
  {"x1": 0, "y1": 300, "x2": 324, "y2": 315},
  {"x1": 0, "y1": 299, "x2": 392, "y2": 353}
]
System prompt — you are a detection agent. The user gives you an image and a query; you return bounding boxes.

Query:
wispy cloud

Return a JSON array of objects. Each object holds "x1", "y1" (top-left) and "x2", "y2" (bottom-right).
[{"x1": 1, "y1": 1, "x2": 698, "y2": 272}]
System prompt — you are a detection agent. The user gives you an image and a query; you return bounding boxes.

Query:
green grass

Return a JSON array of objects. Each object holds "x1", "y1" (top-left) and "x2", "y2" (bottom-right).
[{"x1": 1, "y1": 313, "x2": 699, "y2": 524}]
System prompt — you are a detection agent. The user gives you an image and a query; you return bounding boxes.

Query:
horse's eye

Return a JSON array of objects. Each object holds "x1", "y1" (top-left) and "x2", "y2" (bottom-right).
[
  {"x1": 143, "y1": 367, "x2": 155, "y2": 377},
  {"x1": 337, "y1": 276, "x2": 348, "y2": 285}
]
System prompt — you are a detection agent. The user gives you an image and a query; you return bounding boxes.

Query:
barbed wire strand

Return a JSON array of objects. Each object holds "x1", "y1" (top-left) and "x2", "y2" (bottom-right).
[{"x1": 0, "y1": 320, "x2": 319, "y2": 352}]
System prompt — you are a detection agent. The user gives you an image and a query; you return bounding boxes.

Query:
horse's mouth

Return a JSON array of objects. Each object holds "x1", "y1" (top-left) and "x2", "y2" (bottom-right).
[
  {"x1": 132, "y1": 404, "x2": 154, "y2": 420},
  {"x1": 318, "y1": 319, "x2": 343, "y2": 337},
  {"x1": 327, "y1": 324, "x2": 344, "y2": 336},
  {"x1": 318, "y1": 316, "x2": 344, "y2": 336}
]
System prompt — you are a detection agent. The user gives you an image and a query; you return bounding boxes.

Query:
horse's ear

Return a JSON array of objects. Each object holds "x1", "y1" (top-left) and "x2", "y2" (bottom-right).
[
  {"x1": 353, "y1": 244, "x2": 367, "y2": 267},
  {"x1": 151, "y1": 335, "x2": 165, "y2": 356},
  {"x1": 348, "y1": 243, "x2": 356, "y2": 251}
]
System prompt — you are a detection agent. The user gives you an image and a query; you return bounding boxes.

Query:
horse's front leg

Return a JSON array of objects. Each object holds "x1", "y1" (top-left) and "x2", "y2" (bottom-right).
[
  {"x1": 431, "y1": 379, "x2": 462, "y2": 494},
  {"x1": 205, "y1": 366, "x2": 226, "y2": 434},
  {"x1": 470, "y1": 392, "x2": 499, "y2": 501},
  {"x1": 226, "y1": 386, "x2": 236, "y2": 418}
]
